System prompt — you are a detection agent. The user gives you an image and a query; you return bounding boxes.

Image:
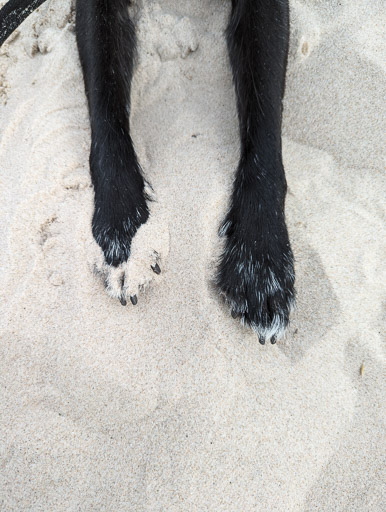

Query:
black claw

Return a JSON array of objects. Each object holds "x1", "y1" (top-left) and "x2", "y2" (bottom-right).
[
  {"x1": 259, "y1": 336, "x2": 266, "y2": 345},
  {"x1": 151, "y1": 263, "x2": 161, "y2": 275},
  {"x1": 120, "y1": 297, "x2": 127, "y2": 306},
  {"x1": 231, "y1": 310, "x2": 239, "y2": 319},
  {"x1": 271, "y1": 336, "x2": 277, "y2": 345},
  {"x1": 130, "y1": 295, "x2": 138, "y2": 306}
]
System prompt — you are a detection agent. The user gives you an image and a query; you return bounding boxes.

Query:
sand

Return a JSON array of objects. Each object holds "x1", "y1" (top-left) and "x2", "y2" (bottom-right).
[{"x1": 0, "y1": 0, "x2": 385, "y2": 510}]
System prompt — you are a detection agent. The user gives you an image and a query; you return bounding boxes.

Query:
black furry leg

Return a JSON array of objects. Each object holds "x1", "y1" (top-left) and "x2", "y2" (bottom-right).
[
  {"x1": 217, "y1": 0, "x2": 295, "y2": 343},
  {"x1": 76, "y1": 0, "x2": 149, "y2": 268}
]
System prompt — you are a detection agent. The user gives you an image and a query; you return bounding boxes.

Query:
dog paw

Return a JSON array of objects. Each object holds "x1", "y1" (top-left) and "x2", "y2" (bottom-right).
[
  {"x1": 216, "y1": 221, "x2": 296, "y2": 344},
  {"x1": 91, "y1": 209, "x2": 169, "y2": 306}
]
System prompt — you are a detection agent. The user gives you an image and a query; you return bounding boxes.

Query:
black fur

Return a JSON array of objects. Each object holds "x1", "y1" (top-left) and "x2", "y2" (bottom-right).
[
  {"x1": 76, "y1": 0, "x2": 151, "y2": 268},
  {"x1": 0, "y1": 0, "x2": 295, "y2": 344},
  {"x1": 217, "y1": 0, "x2": 295, "y2": 343}
]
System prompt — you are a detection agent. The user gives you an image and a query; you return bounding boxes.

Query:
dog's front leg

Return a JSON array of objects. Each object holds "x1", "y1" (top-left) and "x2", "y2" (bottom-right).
[
  {"x1": 217, "y1": 0, "x2": 295, "y2": 343},
  {"x1": 76, "y1": 0, "x2": 158, "y2": 305}
]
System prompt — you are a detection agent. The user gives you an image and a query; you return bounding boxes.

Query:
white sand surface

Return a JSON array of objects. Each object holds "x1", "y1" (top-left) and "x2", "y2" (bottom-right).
[{"x1": 0, "y1": 0, "x2": 385, "y2": 510}]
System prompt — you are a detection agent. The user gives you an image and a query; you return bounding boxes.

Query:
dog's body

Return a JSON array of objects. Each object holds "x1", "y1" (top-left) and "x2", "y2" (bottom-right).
[{"x1": 1, "y1": 0, "x2": 295, "y2": 344}]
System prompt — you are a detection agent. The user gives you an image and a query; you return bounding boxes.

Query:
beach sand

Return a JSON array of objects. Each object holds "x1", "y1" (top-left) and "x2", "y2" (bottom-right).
[{"x1": 0, "y1": 0, "x2": 385, "y2": 510}]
